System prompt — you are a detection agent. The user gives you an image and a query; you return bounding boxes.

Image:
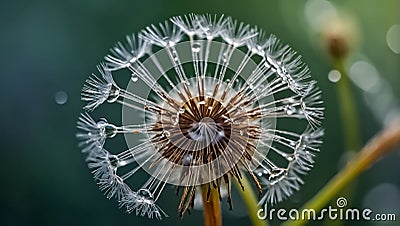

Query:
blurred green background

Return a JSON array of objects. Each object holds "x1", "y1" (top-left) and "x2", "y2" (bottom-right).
[{"x1": 1, "y1": 0, "x2": 399, "y2": 225}]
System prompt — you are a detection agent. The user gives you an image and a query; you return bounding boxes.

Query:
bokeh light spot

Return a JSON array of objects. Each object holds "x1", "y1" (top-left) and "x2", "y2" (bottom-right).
[
  {"x1": 363, "y1": 183, "x2": 400, "y2": 212},
  {"x1": 304, "y1": 0, "x2": 337, "y2": 32},
  {"x1": 386, "y1": 24, "x2": 400, "y2": 54},
  {"x1": 328, "y1": 70, "x2": 341, "y2": 83},
  {"x1": 55, "y1": 90, "x2": 68, "y2": 105},
  {"x1": 349, "y1": 61, "x2": 380, "y2": 93}
]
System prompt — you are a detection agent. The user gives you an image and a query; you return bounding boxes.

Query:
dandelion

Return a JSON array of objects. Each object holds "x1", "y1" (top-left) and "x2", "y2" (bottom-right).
[{"x1": 76, "y1": 14, "x2": 324, "y2": 220}]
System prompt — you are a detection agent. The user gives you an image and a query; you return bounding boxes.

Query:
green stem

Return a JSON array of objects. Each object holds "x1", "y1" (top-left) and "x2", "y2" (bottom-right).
[
  {"x1": 324, "y1": 58, "x2": 362, "y2": 226},
  {"x1": 335, "y1": 59, "x2": 362, "y2": 152},
  {"x1": 234, "y1": 175, "x2": 268, "y2": 226},
  {"x1": 282, "y1": 121, "x2": 400, "y2": 226}
]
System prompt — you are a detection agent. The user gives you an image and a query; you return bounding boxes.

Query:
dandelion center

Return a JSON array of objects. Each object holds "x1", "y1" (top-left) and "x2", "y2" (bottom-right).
[
  {"x1": 154, "y1": 91, "x2": 256, "y2": 168},
  {"x1": 178, "y1": 96, "x2": 230, "y2": 147}
]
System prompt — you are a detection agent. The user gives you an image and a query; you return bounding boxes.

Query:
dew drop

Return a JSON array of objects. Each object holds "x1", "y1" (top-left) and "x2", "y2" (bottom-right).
[
  {"x1": 217, "y1": 130, "x2": 225, "y2": 139},
  {"x1": 131, "y1": 75, "x2": 139, "y2": 82},
  {"x1": 178, "y1": 108, "x2": 185, "y2": 114},
  {"x1": 269, "y1": 168, "x2": 287, "y2": 185},
  {"x1": 285, "y1": 97, "x2": 295, "y2": 104},
  {"x1": 286, "y1": 154, "x2": 295, "y2": 161},
  {"x1": 281, "y1": 66, "x2": 287, "y2": 74},
  {"x1": 192, "y1": 42, "x2": 201, "y2": 53},
  {"x1": 222, "y1": 52, "x2": 228, "y2": 62},
  {"x1": 107, "y1": 86, "x2": 120, "y2": 103},
  {"x1": 97, "y1": 118, "x2": 108, "y2": 127},
  {"x1": 137, "y1": 189, "x2": 154, "y2": 202},
  {"x1": 285, "y1": 105, "x2": 296, "y2": 115},
  {"x1": 198, "y1": 101, "x2": 206, "y2": 105},
  {"x1": 105, "y1": 124, "x2": 117, "y2": 138},
  {"x1": 108, "y1": 155, "x2": 119, "y2": 168},
  {"x1": 281, "y1": 74, "x2": 288, "y2": 82},
  {"x1": 172, "y1": 50, "x2": 179, "y2": 62},
  {"x1": 182, "y1": 154, "x2": 192, "y2": 166},
  {"x1": 305, "y1": 150, "x2": 311, "y2": 158},
  {"x1": 129, "y1": 57, "x2": 137, "y2": 63}
]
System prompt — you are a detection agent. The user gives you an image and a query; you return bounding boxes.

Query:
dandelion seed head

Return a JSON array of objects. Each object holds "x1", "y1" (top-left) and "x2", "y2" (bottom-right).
[{"x1": 77, "y1": 14, "x2": 324, "y2": 219}]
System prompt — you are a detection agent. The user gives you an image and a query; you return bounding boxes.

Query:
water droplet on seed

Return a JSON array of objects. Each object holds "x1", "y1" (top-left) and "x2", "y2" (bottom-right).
[
  {"x1": 108, "y1": 155, "x2": 119, "y2": 168},
  {"x1": 286, "y1": 155, "x2": 295, "y2": 161},
  {"x1": 107, "y1": 87, "x2": 120, "y2": 103},
  {"x1": 131, "y1": 75, "x2": 138, "y2": 82},
  {"x1": 182, "y1": 154, "x2": 192, "y2": 166},
  {"x1": 222, "y1": 51, "x2": 228, "y2": 62},
  {"x1": 192, "y1": 42, "x2": 201, "y2": 53},
  {"x1": 97, "y1": 118, "x2": 108, "y2": 127},
  {"x1": 172, "y1": 50, "x2": 179, "y2": 62},
  {"x1": 285, "y1": 105, "x2": 296, "y2": 115},
  {"x1": 105, "y1": 124, "x2": 117, "y2": 138},
  {"x1": 137, "y1": 189, "x2": 154, "y2": 203},
  {"x1": 269, "y1": 168, "x2": 287, "y2": 185},
  {"x1": 178, "y1": 108, "x2": 185, "y2": 114}
]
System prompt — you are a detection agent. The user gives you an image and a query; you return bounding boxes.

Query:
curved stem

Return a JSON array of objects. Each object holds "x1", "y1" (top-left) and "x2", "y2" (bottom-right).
[
  {"x1": 283, "y1": 120, "x2": 400, "y2": 226},
  {"x1": 326, "y1": 58, "x2": 362, "y2": 226},
  {"x1": 234, "y1": 175, "x2": 268, "y2": 226}
]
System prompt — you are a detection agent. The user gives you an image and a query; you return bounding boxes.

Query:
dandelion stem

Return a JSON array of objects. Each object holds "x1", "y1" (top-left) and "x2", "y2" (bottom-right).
[
  {"x1": 234, "y1": 175, "x2": 268, "y2": 226},
  {"x1": 201, "y1": 185, "x2": 222, "y2": 226},
  {"x1": 282, "y1": 119, "x2": 400, "y2": 226}
]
